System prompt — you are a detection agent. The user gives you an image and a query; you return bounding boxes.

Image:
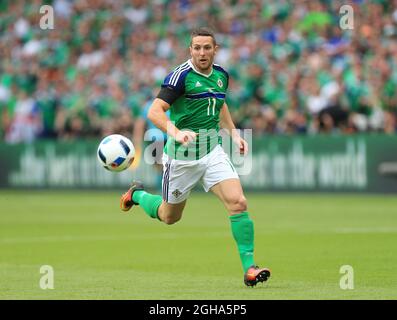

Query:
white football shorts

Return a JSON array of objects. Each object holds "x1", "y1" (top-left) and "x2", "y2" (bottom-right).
[{"x1": 162, "y1": 144, "x2": 239, "y2": 204}]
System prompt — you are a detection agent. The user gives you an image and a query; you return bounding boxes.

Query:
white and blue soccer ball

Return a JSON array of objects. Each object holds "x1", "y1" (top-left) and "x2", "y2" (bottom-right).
[{"x1": 97, "y1": 134, "x2": 135, "y2": 172}]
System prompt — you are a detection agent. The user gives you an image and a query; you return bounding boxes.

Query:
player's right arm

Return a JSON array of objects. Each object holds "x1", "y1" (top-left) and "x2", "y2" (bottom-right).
[
  {"x1": 149, "y1": 65, "x2": 197, "y2": 146},
  {"x1": 148, "y1": 97, "x2": 197, "y2": 146}
]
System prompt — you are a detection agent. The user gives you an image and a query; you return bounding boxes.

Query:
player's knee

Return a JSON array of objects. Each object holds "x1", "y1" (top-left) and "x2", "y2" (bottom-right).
[
  {"x1": 162, "y1": 214, "x2": 181, "y2": 225},
  {"x1": 158, "y1": 204, "x2": 184, "y2": 225},
  {"x1": 229, "y1": 195, "x2": 247, "y2": 213}
]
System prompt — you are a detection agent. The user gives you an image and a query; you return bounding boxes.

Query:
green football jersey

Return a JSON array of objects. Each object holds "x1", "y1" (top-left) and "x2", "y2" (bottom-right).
[{"x1": 161, "y1": 59, "x2": 229, "y2": 160}]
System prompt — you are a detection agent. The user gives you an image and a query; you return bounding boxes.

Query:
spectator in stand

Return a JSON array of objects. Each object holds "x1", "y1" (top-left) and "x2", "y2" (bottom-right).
[{"x1": 0, "y1": 0, "x2": 397, "y2": 142}]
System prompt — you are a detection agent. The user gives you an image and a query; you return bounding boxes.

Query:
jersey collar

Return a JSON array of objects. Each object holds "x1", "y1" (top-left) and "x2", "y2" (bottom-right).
[{"x1": 188, "y1": 59, "x2": 213, "y2": 78}]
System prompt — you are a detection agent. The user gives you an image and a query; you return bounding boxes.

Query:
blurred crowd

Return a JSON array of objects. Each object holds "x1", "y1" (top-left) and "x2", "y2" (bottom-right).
[{"x1": 1, "y1": 0, "x2": 397, "y2": 144}]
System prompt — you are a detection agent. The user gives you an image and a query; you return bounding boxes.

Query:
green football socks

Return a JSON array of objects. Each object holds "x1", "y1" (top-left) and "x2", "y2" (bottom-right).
[
  {"x1": 132, "y1": 190, "x2": 162, "y2": 220},
  {"x1": 229, "y1": 212, "x2": 255, "y2": 273},
  {"x1": 131, "y1": 192, "x2": 255, "y2": 272}
]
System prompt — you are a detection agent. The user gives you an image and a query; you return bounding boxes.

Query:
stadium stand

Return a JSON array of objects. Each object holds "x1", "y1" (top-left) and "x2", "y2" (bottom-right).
[{"x1": 1, "y1": 0, "x2": 397, "y2": 143}]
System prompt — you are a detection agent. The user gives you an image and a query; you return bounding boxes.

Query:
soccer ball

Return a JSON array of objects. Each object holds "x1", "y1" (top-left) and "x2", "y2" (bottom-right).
[{"x1": 97, "y1": 134, "x2": 135, "y2": 172}]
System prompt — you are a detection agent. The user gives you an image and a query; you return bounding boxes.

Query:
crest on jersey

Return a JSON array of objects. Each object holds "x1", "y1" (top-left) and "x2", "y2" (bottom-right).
[
  {"x1": 217, "y1": 79, "x2": 223, "y2": 88},
  {"x1": 172, "y1": 189, "x2": 182, "y2": 198}
]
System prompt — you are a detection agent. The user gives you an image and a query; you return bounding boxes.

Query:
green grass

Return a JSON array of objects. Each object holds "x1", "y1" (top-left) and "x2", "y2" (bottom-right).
[{"x1": 0, "y1": 190, "x2": 396, "y2": 299}]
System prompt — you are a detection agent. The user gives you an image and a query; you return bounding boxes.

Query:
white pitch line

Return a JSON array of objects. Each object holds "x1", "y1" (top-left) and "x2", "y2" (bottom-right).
[
  {"x1": 0, "y1": 232, "x2": 230, "y2": 244},
  {"x1": 333, "y1": 227, "x2": 397, "y2": 234}
]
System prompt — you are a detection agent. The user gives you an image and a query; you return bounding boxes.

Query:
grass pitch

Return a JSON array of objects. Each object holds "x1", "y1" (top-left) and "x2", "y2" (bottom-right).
[{"x1": 0, "y1": 190, "x2": 396, "y2": 299}]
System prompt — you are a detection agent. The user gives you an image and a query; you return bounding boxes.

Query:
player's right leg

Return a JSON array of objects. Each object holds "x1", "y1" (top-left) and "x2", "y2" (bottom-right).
[
  {"x1": 120, "y1": 152, "x2": 201, "y2": 224},
  {"x1": 157, "y1": 200, "x2": 187, "y2": 224},
  {"x1": 120, "y1": 181, "x2": 162, "y2": 219},
  {"x1": 120, "y1": 182, "x2": 186, "y2": 224}
]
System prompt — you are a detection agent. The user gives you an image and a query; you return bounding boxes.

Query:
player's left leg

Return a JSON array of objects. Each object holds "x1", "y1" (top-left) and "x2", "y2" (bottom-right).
[
  {"x1": 202, "y1": 145, "x2": 270, "y2": 286},
  {"x1": 210, "y1": 179, "x2": 271, "y2": 286},
  {"x1": 210, "y1": 178, "x2": 253, "y2": 270}
]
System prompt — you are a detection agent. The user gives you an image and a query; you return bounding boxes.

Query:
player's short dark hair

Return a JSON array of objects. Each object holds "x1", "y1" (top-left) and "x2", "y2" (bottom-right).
[{"x1": 190, "y1": 27, "x2": 217, "y2": 46}]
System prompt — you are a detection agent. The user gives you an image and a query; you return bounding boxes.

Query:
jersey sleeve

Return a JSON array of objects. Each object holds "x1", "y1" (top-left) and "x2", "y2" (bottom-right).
[
  {"x1": 156, "y1": 86, "x2": 182, "y2": 105},
  {"x1": 161, "y1": 67, "x2": 188, "y2": 93},
  {"x1": 158, "y1": 64, "x2": 191, "y2": 104}
]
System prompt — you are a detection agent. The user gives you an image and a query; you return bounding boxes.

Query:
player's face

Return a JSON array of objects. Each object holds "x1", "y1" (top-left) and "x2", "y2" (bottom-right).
[{"x1": 190, "y1": 36, "x2": 217, "y2": 74}]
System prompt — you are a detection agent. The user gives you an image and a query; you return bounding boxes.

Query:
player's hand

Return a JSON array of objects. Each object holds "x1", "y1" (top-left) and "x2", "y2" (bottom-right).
[
  {"x1": 175, "y1": 130, "x2": 198, "y2": 146},
  {"x1": 233, "y1": 136, "x2": 248, "y2": 155}
]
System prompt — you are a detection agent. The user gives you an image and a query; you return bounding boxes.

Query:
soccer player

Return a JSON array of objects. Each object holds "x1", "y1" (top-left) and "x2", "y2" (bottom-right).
[{"x1": 120, "y1": 27, "x2": 270, "y2": 287}]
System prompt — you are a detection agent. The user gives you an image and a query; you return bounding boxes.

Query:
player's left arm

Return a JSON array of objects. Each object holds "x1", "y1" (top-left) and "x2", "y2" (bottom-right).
[{"x1": 219, "y1": 102, "x2": 248, "y2": 155}]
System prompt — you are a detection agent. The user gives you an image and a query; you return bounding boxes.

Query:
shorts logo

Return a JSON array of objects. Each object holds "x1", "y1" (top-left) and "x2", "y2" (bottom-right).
[
  {"x1": 172, "y1": 189, "x2": 182, "y2": 198},
  {"x1": 217, "y1": 79, "x2": 223, "y2": 88}
]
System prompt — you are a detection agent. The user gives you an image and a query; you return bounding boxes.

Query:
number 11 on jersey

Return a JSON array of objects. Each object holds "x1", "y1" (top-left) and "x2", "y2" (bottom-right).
[{"x1": 207, "y1": 98, "x2": 216, "y2": 116}]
